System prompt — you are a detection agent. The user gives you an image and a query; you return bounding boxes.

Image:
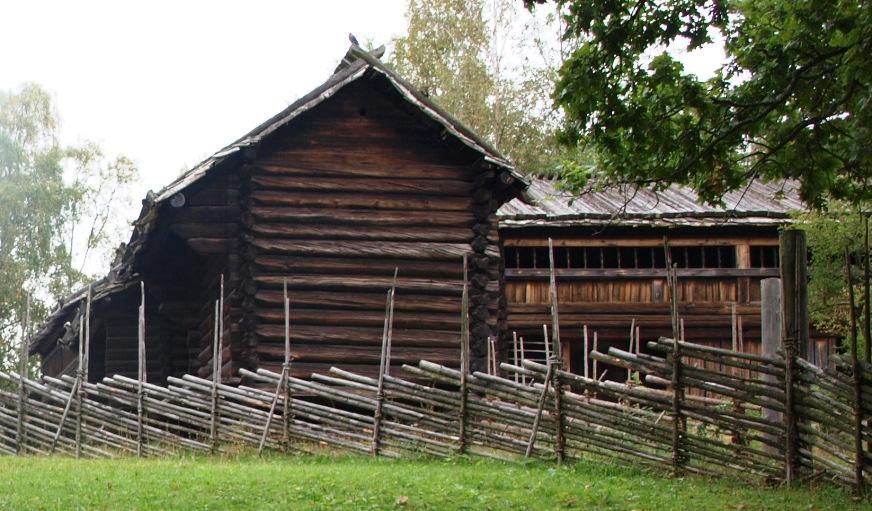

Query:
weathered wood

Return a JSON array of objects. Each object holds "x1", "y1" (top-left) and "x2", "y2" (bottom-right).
[
  {"x1": 252, "y1": 239, "x2": 476, "y2": 260},
  {"x1": 250, "y1": 174, "x2": 474, "y2": 196},
  {"x1": 780, "y1": 230, "x2": 807, "y2": 484},
  {"x1": 372, "y1": 272, "x2": 397, "y2": 456},
  {"x1": 252, "y1": 255, "x2": 463, "y2": 279},
  {"x1": 845, "y1": 248, "x2": 865, "y2": 494},
  {"x1": 458, "y1": 257, "x2": 470, "y2": 454},
  {"x1": 249, "y1": 206, "x2": 473, "y2": 228},
  {"x1": 250, "y1": 190, "x2": 474, "y2": 211},
  {"x1": 250, "y1": 223, "x2": 473, "y2": 242}
]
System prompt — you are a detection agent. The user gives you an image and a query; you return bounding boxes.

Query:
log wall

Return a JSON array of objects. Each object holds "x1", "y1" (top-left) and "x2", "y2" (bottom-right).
[{"x1": 237, "y1": 80, "x2": 504, "y2": 378}]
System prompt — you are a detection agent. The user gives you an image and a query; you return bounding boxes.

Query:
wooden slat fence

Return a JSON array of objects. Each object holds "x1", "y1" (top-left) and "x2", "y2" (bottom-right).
[{"x1": 0, "y1": 337, "x2": 868, "y2": 493}]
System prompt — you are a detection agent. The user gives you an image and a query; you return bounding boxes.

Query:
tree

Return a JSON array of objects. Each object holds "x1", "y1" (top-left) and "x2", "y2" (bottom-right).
[
  {"x1": 0, "y1": 83, "x2": 138, "y2": 373},
  {"x1": 390, "y1": 0, "x2": 568, "y2": 172},
  {"x1": 793, "y1": 207, "x2": 871, "y2": 356},
  {"x1": 527, "y1": 0, "x2": 872, "y2": 208}
]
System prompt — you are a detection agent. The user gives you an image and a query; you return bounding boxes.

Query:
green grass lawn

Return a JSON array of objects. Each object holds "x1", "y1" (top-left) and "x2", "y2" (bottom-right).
[{"x1": 0, "y1": 453, "x2": 867, "y2": 511}]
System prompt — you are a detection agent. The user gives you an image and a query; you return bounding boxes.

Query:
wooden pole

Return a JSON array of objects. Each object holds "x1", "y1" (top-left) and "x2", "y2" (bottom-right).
[
  {"x1": 583, "y1": 325, "x2": 589, "y2": 379},
  {"x1": 664, "y1": 241, "x2": 684, "y2": 474},
  {"x1": 548, "y1": 238, "x2": 562, "y2": 364},
  {"x1": 553, "y1": 366, "x2": 565, "y2": 463},
  {"x1": 512, "y1": 331, "x2": 519, "y2": 383},
  {"x1": 780, "y1": 229, "x2": 808, "y2": 484},
  {"x1": 489, "y1": 336, "x2": 498, "y2": 376},
  {"x1": 627, "y1": 318, "x2": 636, "y2": 382},
  {"x1": 282, "y1": 277, "x2": 292, "y2": 450},
  {"x1": 137, "y1": 282, "x2": 146, "y2": 457},
  {"x1": 542, "y1": 325, "x2": 550, "y2": 362},
  {"x1": 458, "y1": 257, "x2": 470, "y2": 454},
  {"x1": 592, "y1": 332, "x2": 599, "y2": 381},
  {"x1": 210, "y1": 299, "x2": 220, "y2": 453},
  {"x1": 75, "y1": 286, "x2": 91, "y2": 459},
  {"x1": 845, "y1": 247, "x2": 865, "y2": 495},
  {"x1": 663, "y1": 237, "x2": 680, "y2": 340},
  {"x1": 731, "y1": 304, "x2": 738, "y2": 352},
  {"x1": 547, "y1": 239, "x2": 565, "y2": 462},
  {"x1": 524, "y1": 362, "x2": 554, "y2": 458},
  {"x1": 519, "y1": 336, "x2": 527, "y2": 385},
  {"x1": 371, "y1": 269, "x2": 397, "y2": 456},
  {"x1": 760, "y1": 278, "x2": 783, "y2": 450},
  {"x1": 16, "y1": 294, "x2": 30, "y2": 454},
  {"x1": 864, "y1": 213, "x2": 871, "y2": 364}
]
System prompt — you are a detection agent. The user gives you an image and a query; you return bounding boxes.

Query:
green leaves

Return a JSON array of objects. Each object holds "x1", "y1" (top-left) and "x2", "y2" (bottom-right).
[
  {"x1": 389, "y1": 0, "x2": 569, "y2": 173},
  {"x1": 539, "y1": 0, "x2": 872, "y2": 207},
  {"x1": 0, "y1": 83, "x2": 138, "y2": 372}
]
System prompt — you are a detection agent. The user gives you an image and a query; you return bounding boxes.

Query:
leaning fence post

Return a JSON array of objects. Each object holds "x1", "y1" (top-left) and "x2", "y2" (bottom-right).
[
  {"x1": 458, "y1": 257, "x2": 470, "y2": 454},
  {"x1": 257, "y1": 278, "x2": 293, "y2": 456},
  {"x1": 670, "y1": 336, "x2": 685, "y2": 474},
  {"x1": 209, "y1": 298, "x2": 220, "y2": 454},
  {"x1": 372, "y1": 270, "x2": 397, "y2": 456},
  {"x1": 552, "y1": 367, "x2": 565, "y2": 463},
  {"x1": 780, "y1": 229, "x2": 807, "y2": 484},
  {"x1": 16, "y1": 294, "x2": 30, "y2": 454},
  {"x1": 664, "y1": 242, "x2": 684, "y2": 474},
  {"x1": 525, "y1": 362, "x2": 554, "y2": 458},
  {"x1": 282, "y1": 278, "x2": 292, "y2": 450},
  {"x1": 137, "y1": 282, "x2": 146, "y2": 457},
  {"x1": 845, "y1": 247, "x2": 865, "y2": 495},
  {"x1": 75, "y1": 285, "x2": 91, "y2": 459},
  {"x1": 547, "y1": 238, "x2": 565, "y2": 462}
]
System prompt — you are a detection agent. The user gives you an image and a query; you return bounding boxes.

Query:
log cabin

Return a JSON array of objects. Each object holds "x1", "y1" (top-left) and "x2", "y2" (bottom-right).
[
  {"x1": 28, "y1": 44, "x2": 828, "y2": 386},
  {"x1": 28, "y1": 45, "x2": 525, "y2": 383},
  {"x1": 497, "y1": 177, "x2": 836, "y2": 380}
]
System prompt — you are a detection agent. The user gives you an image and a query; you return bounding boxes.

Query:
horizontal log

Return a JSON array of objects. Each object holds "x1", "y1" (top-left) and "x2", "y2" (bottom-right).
[
  {"x1": 250, "y1": 190, "x2": 473, "y2": 212},
  {"x1": 252, "y1": 275, "x2": 466, "y2": 295},
  {"x1": 252, "y1": 256, "x2": 464, "y2": 278},
  {"x1": 249, "y1": 223, "x2": 473, "y2": 243},
  {"x1": 255, "y1": 289, "x2": 460, "y2": 313},
  {"x1": 251, "y1": 239, "x2": 473, "y2": 261},
  {"x1": 254, "y1": 308, "x2": 461, "y2": 330},
  {"x1": 256, "y1": 343, "x2": 457, "y2": 365},
  {"x1": 249, "y1": 206, "x2": 473, "y2": 227},
  {"x1": 250, "y1": 175, "x2": 473, "y2": 196},
  {"x1": 254, "y1": 324, "x2": 459, "y2": 347},
  {"x1": 253, "y1": 158, "x2": 477, "y2": 181}
]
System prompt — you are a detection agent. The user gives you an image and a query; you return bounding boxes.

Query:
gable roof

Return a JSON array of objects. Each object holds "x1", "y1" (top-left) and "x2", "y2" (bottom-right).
[
  {"x1": 154, "y1": 45, "x2": 524, "y2": 205},
  {"x1": 498, "y1": 177, "x2": 804, "y2": 228},
  {"x1": 30, "y1": 44, "x2": 526, "y2": 354}
]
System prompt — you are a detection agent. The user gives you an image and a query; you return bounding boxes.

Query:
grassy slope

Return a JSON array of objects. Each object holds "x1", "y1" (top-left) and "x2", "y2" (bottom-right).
[{"x1": 0, "y1": 454, "x2": 868, "y2": 511}]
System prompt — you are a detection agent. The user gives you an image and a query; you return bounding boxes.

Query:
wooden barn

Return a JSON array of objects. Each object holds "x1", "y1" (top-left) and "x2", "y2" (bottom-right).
[
  {"x1": 29, "y1": 45, "x2": 524, "y2": 383},
  {"x1": 497, "y1": 177, "x2": 835, "y2": 379},
  {"x1": 29, "y1": 45, "x2": 831, "y2": 387}
]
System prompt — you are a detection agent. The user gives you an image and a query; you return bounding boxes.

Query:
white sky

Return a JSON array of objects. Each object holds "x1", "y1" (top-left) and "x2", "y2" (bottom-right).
[
  {"x1": 0, "y1": 0, "x2": 408, "y2": 193},
  {"x1": 1, "y1": 0, "x2": 724, "y2": 194}
]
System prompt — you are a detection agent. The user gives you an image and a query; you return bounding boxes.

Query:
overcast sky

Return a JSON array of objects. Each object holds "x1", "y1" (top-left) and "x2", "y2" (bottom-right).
[
  {"x1": 0, "y1": 0, "x2": 409, "y2": 193},
  {"x1": 1, "y1": 0, "x2": 723, "y2": 195}
]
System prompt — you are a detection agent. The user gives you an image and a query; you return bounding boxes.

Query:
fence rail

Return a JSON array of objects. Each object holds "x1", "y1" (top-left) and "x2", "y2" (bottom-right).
[{"x1": 0, "y1": 336, "x2": 868, "y2": 493}]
